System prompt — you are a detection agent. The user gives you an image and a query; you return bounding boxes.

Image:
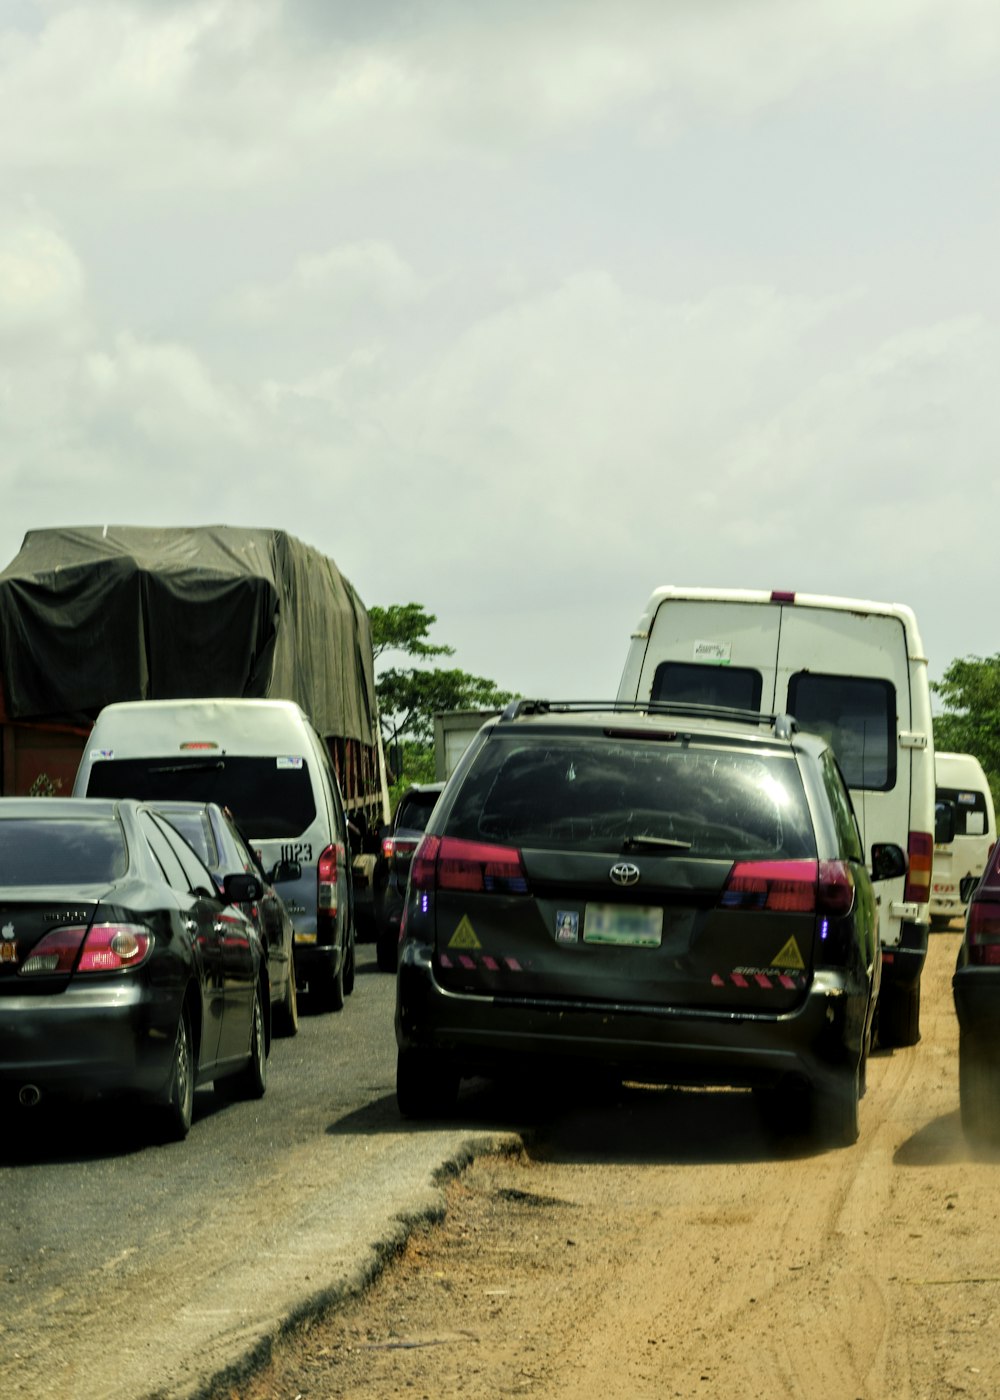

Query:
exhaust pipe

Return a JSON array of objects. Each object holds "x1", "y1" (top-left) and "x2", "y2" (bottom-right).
[{"x1": 18, "y1": 1084, "x2": 42, "y2": 1108}]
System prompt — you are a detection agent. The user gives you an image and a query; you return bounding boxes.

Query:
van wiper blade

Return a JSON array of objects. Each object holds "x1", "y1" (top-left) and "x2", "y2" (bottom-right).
[
  {"x1": 147, "y1": 760, "x2": 226, "y2": 774},
  {"x1": 621, "y1": 834, "x2": 691, "y2": 852}
]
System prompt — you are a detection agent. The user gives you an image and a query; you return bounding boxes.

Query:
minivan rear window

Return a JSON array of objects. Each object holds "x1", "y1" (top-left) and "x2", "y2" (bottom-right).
[
  {"x1": 446, "y1": 736, "x2": 815, "y2": 860},
  {"x1": 786, "y1": 674, "x2": 895, "y2": 792},
  {"x1": 85, "y1": 757, "x2": 317, "y2": 838}
]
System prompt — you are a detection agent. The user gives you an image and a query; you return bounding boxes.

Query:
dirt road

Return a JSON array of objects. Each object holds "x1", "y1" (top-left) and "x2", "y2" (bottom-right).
[{"x1": 226, "y1": 928, "x2": 998, "y2": 1400}]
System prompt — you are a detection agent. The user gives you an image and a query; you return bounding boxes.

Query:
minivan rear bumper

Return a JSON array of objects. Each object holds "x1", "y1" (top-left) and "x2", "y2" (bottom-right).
[{"x1": 397, "y1": 944, "x2": 869, "y2": 1092}]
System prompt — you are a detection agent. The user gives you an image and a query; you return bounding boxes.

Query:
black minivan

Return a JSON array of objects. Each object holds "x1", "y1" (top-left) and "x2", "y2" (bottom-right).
[{"x1": 395, "y1": 700, "x2": 907, "y2": 1146}]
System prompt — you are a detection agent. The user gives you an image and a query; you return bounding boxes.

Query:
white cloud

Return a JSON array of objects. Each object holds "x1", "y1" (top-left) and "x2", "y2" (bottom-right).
[
  {"x1": 0, "y1": 212, "x2": 86, "y2": 337},
  {"x1": 229, "y1": 242, "x2": 426, "y2": 325}
]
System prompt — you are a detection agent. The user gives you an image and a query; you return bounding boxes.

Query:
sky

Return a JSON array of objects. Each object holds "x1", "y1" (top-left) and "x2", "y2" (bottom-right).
[{"x1": 3, "y1": 0, "x2": 1000, "y2": 702}]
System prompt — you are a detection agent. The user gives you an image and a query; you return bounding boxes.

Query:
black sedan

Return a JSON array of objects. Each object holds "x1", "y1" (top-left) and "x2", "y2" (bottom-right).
[
  {"x1": 954, "y1": 851, "x2": 1000, "y2": 1143},
  {"x1": 0, "y1": 797, "x2": 269, "y2": 1140},
  {"x1": 150, "y1": 800, "x2": 300, "y2": 1036}
]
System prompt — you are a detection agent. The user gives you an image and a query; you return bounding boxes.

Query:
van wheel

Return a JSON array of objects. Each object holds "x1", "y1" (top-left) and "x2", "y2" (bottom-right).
[
  {"x1": 376, "y1": 923, "x2": 398, "y2": 973},
  {"x1": 313, "y1": 951, "x2": 345, "y2": 1013},
  {"x1": 877, "y1": 980, "x2": 921, "y2": 1048},
  {"x1": 813, "y1": 1066, "x2": 860, "y2": 1148},
  {"x1": 344, "y1": 925, "x2": 356, "y2": 997},
  {"x1": 959, "y1": 1034, "x2": 1000, "y2": 1144}
]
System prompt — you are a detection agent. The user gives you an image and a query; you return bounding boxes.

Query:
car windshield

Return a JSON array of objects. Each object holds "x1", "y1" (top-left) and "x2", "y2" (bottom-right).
[
  {"x1": 0, "y1": 817, "x2": 129, "y2": 885},
  {"x1": 446, "y1": 735, "x2": 816, "y2": 860}
]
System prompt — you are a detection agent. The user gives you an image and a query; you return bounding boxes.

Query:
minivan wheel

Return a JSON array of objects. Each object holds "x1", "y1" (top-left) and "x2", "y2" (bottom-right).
[
  {"x1": 813, "y1": 1066, "x2": 860, "y2": 1148},
  {"x1": 396, "y1": 1048, "x2": 460, "y2": 1119},
  {"x1": 877, "y1": 980, "x2": 921, "y2": 1048},
  {"x1": 959, "y1": 1034, "x2": 1000, "y2": 1144}
]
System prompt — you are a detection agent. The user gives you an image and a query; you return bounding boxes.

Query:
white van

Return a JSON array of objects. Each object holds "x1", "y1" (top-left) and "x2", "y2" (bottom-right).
[
  {"x1": 73, "y1": 699, "x2": 355, "y2": 1012},
  {"x1": 932, "y1": 752, "x2": 996, "y2": 925},
  {"x1": 618, "y1": 587, "x2": 935, "y2": 1047}
]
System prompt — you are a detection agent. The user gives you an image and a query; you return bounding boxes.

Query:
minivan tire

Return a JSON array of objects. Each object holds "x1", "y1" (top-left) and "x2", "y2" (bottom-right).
[
  {"x1": 877, "y1": 981, "x2": 921, "y2": 1049},
  {"x1": 814, "y1": 1066, "x2": 860, "y2": 1148},
  {"x1": 313, "y1": 951, "x2": 345, "y2": 1013},
  {"x1": 396, "y1": 1048, "x2": 459, "y2": 1119}
]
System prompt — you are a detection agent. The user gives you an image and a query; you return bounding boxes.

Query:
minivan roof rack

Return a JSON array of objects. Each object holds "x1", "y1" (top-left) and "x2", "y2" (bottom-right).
[{"x1": 500, "y1": 699, "x2": 798, "y2": 737}]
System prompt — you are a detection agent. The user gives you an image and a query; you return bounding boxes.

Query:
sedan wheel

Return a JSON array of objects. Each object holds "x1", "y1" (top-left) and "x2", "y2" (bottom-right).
[
  {"x1": 272, "y1": 960, "x2": 299, "y2": 1037},
  {"x1": 157, "y1": 1008, "x2": 194, "y2": 1142}
]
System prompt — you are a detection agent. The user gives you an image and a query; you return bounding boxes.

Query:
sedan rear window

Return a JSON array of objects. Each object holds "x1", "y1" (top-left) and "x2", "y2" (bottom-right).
[
  {"x1": 446, "y1": 736, "x2": 815, "y2": 859},
  {"x1": 0, "y1": 818, "x2": 129, "y2": 885}
]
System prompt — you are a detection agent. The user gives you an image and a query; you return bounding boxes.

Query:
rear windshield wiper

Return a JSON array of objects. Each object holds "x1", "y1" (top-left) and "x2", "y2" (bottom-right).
[
  {"x1": 621, "y1": 834, "x2": 691, "y2": 852},
  {"x1": 147, "y1": 760, "x2": 226, "y2": 774}
]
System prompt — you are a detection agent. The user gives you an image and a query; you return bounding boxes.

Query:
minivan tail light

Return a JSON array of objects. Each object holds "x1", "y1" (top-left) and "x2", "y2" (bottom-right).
[
  {"x1": 318, "y1": 843, "x2": 341, "y2": 913},
  {"x1": 904, "y1": 831, "x2": 933, "y2": 904},
  {"x1": 408, "y1": 835, "x2": 529, "y2": 894},
  {"x1": 966, "y1": 900, "x2": 1000, "y2": 964},
  {"x1": 720, "y1": 860, "x2": 817, "y2": 913}
]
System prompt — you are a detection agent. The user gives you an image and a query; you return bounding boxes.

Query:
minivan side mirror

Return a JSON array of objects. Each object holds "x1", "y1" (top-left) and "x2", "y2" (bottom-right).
[
  {"x1": 870, "y1": 843, "x2": 908, "y2": 882},
  {"x1": 934, "y1": 800, "x2": 956, "y2": 846}
]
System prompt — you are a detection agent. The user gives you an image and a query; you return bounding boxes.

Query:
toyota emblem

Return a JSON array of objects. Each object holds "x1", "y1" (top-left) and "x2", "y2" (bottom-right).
[{"x1": 610, "y1": 862, "x2": 640, "y2": 887}]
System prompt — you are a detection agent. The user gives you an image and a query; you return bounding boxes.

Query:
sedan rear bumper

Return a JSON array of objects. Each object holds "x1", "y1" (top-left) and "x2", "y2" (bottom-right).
[
  {"x1": 397, "y1": 945, "x2": 870, "y2": 1093},
  {"x1": 0, "y1": 981, "x2": 182, "y2": 1101}
]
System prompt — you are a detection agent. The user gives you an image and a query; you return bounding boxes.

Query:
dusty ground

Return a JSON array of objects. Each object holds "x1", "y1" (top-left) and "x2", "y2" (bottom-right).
[{"x1": 222, "y1": 928, "x2": 1000, "y2": 1400}]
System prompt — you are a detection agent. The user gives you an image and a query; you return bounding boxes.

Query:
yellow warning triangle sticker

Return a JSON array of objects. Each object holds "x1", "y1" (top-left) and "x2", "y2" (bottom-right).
[
  {"x1": 771, "y1": 936, "x2": 805, "y2": 970},
  {"x1": 448, "y1": 916, "x2": 481, "y2": 950}
]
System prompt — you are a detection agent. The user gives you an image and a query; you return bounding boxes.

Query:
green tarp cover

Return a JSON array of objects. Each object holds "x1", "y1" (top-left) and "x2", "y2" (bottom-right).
[{"x1": 0, "y1": 526, "x2": 377, "y2": 743}]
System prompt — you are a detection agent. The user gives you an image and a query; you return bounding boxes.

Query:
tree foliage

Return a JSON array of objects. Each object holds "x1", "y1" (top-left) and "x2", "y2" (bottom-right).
[
  {"x1": 377, "y1": 667, "x2": 515, "y2": 745},
  {"x1": 368, "y1": 603, "x2": 517, "y2": 799},
  {"x1": 931, "y1": 655, "x2": 1000, "y2": 805},
  {"x1": 368, "y1": 603, "x2": 454, "y2": 663}
]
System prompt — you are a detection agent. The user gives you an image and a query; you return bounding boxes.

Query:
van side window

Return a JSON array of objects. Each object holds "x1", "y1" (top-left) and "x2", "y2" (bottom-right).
[
  {"x1": 820, "y1": 749, "x2": 864, "y2": 861},
  {"x1": 786, "y1": 674, "x2": 896, "y2": 792},
  {"x1": 650, "y1": 661, "x2": 763, "y2": 711}
]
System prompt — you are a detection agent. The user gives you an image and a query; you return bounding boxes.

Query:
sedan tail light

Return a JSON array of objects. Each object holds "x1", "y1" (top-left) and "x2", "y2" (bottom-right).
[
  {"x1": 20, "y1": 923, "x2": 153, "y2": 976},
  {"x1": 966, "y1": 899, "x2": 1000, "y2": 965},
  {"x1": 409, "y1": 835, "x2": 529, "y2": 894}
]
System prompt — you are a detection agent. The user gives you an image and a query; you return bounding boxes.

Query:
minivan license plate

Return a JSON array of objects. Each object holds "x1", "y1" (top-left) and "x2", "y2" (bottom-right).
[{"x1": 584, "y1": 904, "x2": 663, "y2": 947}]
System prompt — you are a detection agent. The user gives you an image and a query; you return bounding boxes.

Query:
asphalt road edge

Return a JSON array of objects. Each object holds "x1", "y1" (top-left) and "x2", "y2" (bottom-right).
[{"x1": 187, "y1": 1130, "x2": 524, "y2": 1400}]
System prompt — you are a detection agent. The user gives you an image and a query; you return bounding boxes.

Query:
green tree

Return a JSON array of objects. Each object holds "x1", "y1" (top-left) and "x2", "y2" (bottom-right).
[
  {"x1": 368, "y1": 602, "x2": 516, "y2": 801},
  {"x1": 368, "y1": 604, "x2": 455, "y2": 663},
  {"x1": 931, "y1": 655, "x2": 1000, "y2": 807}
]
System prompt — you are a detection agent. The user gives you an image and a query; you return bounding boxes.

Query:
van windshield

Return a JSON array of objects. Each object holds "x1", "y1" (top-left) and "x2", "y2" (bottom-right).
[{"x1": 85, "y1": 757, "x2": 317, "y2": 838}]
